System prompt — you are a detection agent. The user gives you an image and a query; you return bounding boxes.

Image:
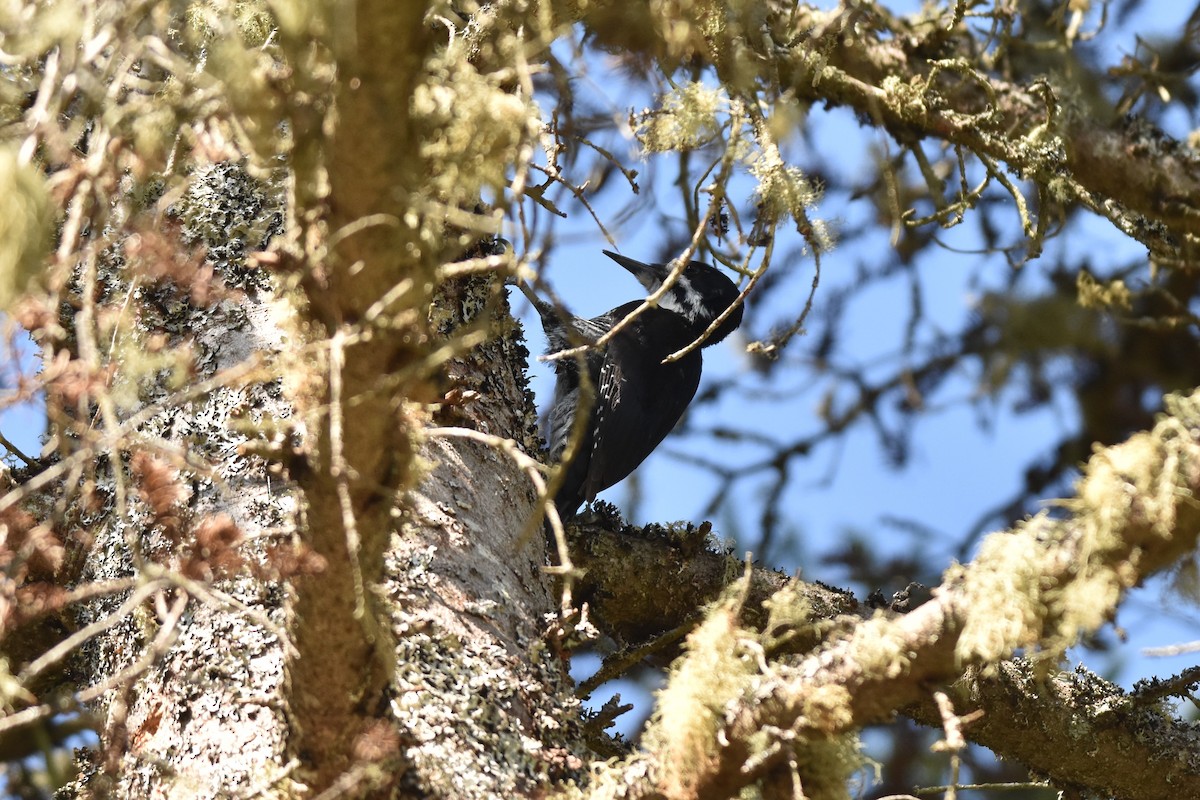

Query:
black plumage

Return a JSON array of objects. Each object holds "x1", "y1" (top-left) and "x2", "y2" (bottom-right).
[{"x1": 529, "y1": 250, "x2": 744, "y2": 518}]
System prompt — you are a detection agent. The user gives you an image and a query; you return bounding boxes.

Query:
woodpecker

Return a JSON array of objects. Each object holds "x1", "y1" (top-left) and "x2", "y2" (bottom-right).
[{"x1": 529, "y1": 250, "x2": 744, "y2": 518}]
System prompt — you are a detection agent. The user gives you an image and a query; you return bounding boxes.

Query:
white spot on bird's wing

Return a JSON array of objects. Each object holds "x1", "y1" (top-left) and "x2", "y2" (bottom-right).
[{"x1": 593, "y1": 360, "x2": 616, "y2": 456}]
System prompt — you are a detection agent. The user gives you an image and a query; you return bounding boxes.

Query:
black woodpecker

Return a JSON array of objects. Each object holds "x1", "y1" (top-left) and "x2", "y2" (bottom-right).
[{"x1": 530, "y1": 250, "x2": 744, "y2": 518}]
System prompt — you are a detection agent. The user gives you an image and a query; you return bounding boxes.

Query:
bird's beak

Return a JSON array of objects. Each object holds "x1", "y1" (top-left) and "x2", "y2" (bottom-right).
[{"x1": 603, "y1": 250, "x2": 667, "y2": 292}]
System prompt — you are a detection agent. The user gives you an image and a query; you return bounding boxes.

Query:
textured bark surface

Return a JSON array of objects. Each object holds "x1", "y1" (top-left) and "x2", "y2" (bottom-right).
[
  {"x1": 386, "y1": 434, "x2": 587, "y2": 797},
  {"x1": 60, "y1": 164, "x2": 583, "y2": 797},
  {"x1": 70, "y1": 165, "x2": 298, "y2": 796},
  {"x1": 907, "y1": 661, "x2": 1200, "y2": 799}
]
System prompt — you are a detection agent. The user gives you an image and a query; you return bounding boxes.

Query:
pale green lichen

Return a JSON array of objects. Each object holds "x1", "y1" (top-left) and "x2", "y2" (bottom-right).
[
  {"x1": 954, "y1": 515, "x2": 1058, "y2": 664},
  {"x1": 635, "y1": 81, "x2": 726, "y2": 154},
  {"x1": 0, "y1": 0, "x2": 84, "y2": 60},
  {"x1": 185, "y1": 0, "x2": 275, "y2": 46},
  {"x1": 957, "y1": 390, "x2": 1200, "y2": 666},
  {"x1": 635, "y1": 79, "x2": 832, "y2": 250},
  {"x1": 788, "y1": 731, "x2": 872, "y2": 800},
  {"x1": 842, "y1": 612, "x2": 919, "y2": 681},
  {"x1": 0, "y1": 146, "x2": 51, "y2": 311},
  {"x1": 171, "y1": 161, "x2": 282, "y2": 291},
  {"x1": 413, "y1": 52, "x2": 541, "y2": 201},
  {"x1": 1076, "y1": 269, "x2": 1133, "y2": 311},
  {"x1": 760, "y1": 579, "x2": 844, "y2": 654},
  {"x1": 881, "y1": 73, "x2": 927, "y2": 124},
  {"x1": 747, "y1": 141, "x2": 832, "y2": 250},
  {"x1": 642, "y1": 585, "x2": 756, "y2": 797}
]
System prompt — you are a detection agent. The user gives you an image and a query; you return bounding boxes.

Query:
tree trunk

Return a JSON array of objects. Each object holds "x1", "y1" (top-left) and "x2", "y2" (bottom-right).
[{"x1": 44, "y1": 157, "x2": 592, "y2": 796}]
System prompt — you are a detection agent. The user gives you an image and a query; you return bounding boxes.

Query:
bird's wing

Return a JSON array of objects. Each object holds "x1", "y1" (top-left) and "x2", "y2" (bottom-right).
[
  {"x1": 581, "y1": 317, "x2": 702, "y2": 503},
  {"x1": 545, "y1": 309, "x2": 622, "y2": 516}
]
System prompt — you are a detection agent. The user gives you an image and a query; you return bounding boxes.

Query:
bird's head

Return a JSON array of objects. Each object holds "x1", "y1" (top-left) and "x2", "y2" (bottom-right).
[{"x1": 603, "y1": 250, "x2": 744, "y2": 344}]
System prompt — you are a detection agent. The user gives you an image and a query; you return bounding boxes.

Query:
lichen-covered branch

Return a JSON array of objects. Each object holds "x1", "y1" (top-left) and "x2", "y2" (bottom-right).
[
  {"x1": 580, "y1": 1, "x2": 1200, "y2": 257},
  {"x1": 568, "y1": 509, "x2": 859, "y2": 651},
  {"x1": 769, "y1": 16, "x2": 1200, "y2": 257},
  {"x1": 906, "y1": 660, "x2": 1200, "y2": 799},
  {"x1": 585, "y1": 389, "x2": 1200, "y2": 799}
]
